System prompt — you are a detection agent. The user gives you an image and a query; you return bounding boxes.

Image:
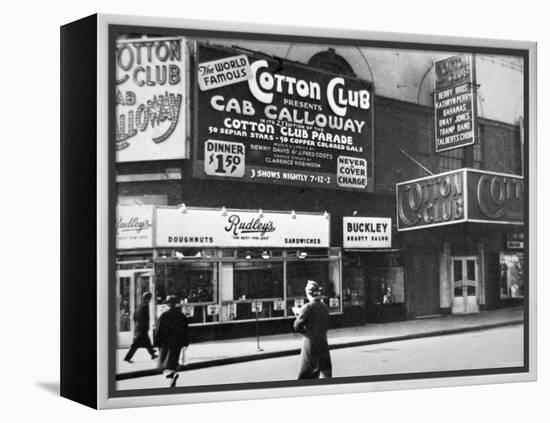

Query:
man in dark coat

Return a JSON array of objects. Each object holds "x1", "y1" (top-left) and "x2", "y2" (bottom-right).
[
  {"x1": 293, "y1": 280, "x2": 332, "y2": 379},
  {"x1": 154, "y1": 295, "x2": 190, "y2": 387},
  {"x1": 124, "y1": 292, "x2": 157, "y2": 363}
]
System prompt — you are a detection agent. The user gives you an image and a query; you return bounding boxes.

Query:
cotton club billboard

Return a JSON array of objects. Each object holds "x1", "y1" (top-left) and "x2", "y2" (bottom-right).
[{"x1": 193, "y1": 43, "x2": 374, "y2": 191}]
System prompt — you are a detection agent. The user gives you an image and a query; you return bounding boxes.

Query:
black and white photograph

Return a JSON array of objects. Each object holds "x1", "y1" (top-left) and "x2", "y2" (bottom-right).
[
  {"x1": 5, "y1": 0, "x2": 550, "y2": 420},
  {"x1": 108, "y1": 22, "x2": 532, "y2": 397}
]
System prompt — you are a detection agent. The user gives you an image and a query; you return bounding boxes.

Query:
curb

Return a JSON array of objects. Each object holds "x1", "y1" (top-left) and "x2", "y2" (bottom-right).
[{"x1": 116, "y1": 319, "x2": 522, "y2": 381}]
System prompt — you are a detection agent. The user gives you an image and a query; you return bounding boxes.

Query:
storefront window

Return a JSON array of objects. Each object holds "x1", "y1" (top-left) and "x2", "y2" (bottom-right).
[
  {"x1": 342, "y1": 265, "x2": 365, "y2": 307},
  {"x1": 286, "y1": 256, "x2": 340, "y2": 315},
  {"x1": 499, "y1": 252, "x2": 524, "y2": 298},
  {"x1": 367, "y1": 267, "x2": 405, "y2": 304},
  {"x1": 233, "y1": 261, "x2": 284, "y2": 300},
  {"x1": 155, "y1": 261, "x2": 219, "y2": 324},
  {"x1": 229, "y1": 260, "x2": 284, "y2": 320}
]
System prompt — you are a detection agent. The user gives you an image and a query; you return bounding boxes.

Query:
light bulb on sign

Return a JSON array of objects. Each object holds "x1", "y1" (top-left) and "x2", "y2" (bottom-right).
[
  {"x1": 258, "y1": 209, "x2": 264, "y2": 219},
  {"x1": 221, "y1": 206, "x2": 227, "y2": 217},
  {"x1": 179, "y1": 203, "x2": 187, "y2": 214},
  {"x1": 291, "y1": 210, "x2": 297, "y2": 220}
]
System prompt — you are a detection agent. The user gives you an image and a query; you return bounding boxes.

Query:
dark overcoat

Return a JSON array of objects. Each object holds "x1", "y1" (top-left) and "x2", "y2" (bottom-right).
[
  {"x1": 132, "y1": 302, "x2": 152, "y2": 347},
  {"x1": 154, "y1": 307, "x2": 190, "y2": 371},
  {"x1": 293, "y1": 299, "x2": 332, "y2": 379}
]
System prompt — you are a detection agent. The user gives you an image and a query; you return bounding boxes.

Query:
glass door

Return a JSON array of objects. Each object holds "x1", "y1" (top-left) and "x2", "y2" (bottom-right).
[
  {"x1": 116, "y1": 269, "x2": 154, "y2": 346},
  {"x1": 451, "y1": 256, "x2": 479, "y2": 314}
]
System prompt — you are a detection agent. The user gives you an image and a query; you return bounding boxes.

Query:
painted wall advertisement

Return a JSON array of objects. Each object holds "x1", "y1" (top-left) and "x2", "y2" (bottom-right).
[
  {"x1": 343, "y1": 217, "x2": 392, "y2": 249},
  {"x1": 156, "y1": 207, "x2": 330, "y2": 248},
  {"x1": 396, "y1": 169, "x2": 524, "y2": 231},
  {"x1": 116, "y1": 205, "x2": 154, "y2": 249},
  {"x1": 193, "y1": 43, "x2": 373, "y2": 191},
  {"x1": 434, "y1": 55, "x2": 476, "y2": 152},
  {"x1": 115, "y1": 37, "x2": 187, "y2": 162}
]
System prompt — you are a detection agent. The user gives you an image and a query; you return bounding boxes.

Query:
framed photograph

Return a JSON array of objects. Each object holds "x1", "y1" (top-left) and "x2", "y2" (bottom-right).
[{"x1": 60, "y1": 14, "x2": 537, "y2": 409}]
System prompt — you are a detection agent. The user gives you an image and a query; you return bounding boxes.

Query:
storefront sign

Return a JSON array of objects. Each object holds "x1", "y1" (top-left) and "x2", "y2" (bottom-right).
[
  {"x1": 116, "y1": 205, "x2": 154, "y2": 249},
  {"x1": 329, "y1": 298, "x2": 339, "y2": 308},
  {"x1": 207, "y1": 304, "x2": 220, "y2": 316},
  {"x1": 156, "y1": 304, "x2": 169, "y2": 318},
  {"x1": 434, "y1": 55, "x2": 475, "y2": 152},
  {"x1": 193, "y1": 43, "x2": 374, "y2": 191},
  {"x1": 294, "y1": 299, "x2": 305, "y2": 308},
  {"x1": 273, "y1": 300, "x2": 285, "y2": 311},
  {"x1": 156, "y1": 207, "x2": 330, "y2": 248},
  {"x1": 251, "y1": 301, "x2": 263, "y2": 313},
  {"x1": 343, "y1": 217, "x2": 391, "y2": 249},
  {"x1": 507, "y1": 232, "x2": 524, "y2": 250},
  {"x1": 397, "y1": 169, "x2": 524, "y2": 231},
  {"x1": 227, "y1": 303, "x2": 237, "y2": 319},
  {"x1": 115, "y1": 37, "x2": 187, "y2": 162},
  {"x1": 181, "y1": 305, "x2": 194, "y2": 318}
]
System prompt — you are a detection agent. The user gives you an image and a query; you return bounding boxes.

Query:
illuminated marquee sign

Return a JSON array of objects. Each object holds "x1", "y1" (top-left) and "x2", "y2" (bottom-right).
[
  {"x1": 193, "y1": 43, "x2": 374, "y2": 191},
  {"x1": 396, "y1": 169, "x2": 524, "y2": 231}
]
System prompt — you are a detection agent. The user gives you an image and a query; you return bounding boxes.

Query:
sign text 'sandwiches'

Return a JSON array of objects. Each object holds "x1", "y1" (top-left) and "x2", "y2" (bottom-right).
[
  {"x1": 434, "y1": 55, "x2": 475, "y2": 153},
  {"x1": 397, "y1": 170, "x2": 524, "y2": 231},
  {"x1": 115, "y1": 37, "x2": 187, "y2": 162},
  {"x1": 194, "y1": 44, "x2": 373, "y2": 191}
]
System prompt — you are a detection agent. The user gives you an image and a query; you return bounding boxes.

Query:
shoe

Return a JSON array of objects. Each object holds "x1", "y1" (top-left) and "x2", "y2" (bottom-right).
[
  {"x1": 170, "y1": 373, "x2": 179, "y2": 388},
  {"x1": 124, "y1": 358, "x2": 134, "y2": 363},
  {"x1": 151, "y1": 354, "x2": 158, "y2": 359}
]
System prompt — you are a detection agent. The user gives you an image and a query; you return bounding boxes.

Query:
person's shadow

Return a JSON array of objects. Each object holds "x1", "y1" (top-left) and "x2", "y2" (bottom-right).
[{"x1": 36, "y1": 381, "x2": 60, "y2": 396}]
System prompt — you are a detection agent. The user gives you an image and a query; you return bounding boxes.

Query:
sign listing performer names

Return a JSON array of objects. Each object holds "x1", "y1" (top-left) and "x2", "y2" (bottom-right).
[
  {"x1": 434, "y1": 55, "x2": 476, "y2": 153},
  {"x1": 194, "y1": 43, "x2": 374, "y2": 191}
]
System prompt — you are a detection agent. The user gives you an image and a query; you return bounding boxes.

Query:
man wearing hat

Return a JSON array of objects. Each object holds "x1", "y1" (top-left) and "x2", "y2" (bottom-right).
[
  {"x1": 124, "y1": 292, "x2": 158, "y2": 363},
  {"x1": 154, "y1": 295, "x2": 190, "y2": 387},
  {"x1": 293, "y1": 280, "x2": 333, "y2": 379}
]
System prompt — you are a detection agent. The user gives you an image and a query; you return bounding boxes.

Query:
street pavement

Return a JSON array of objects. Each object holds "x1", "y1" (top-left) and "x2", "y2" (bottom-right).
[
  {"x1": 117, "y1": 306, "x2": 523, "y2": 379},
  {"x1": 117, "y1": 325, "x2": 523, "y2": 389}
]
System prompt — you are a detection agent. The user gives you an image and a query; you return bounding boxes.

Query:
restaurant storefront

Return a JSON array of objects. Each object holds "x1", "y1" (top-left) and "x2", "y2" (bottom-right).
[
  {"x1": 116, "y1": 205, "x2": 343, "y2": 345},
  {"x1": 396, "y1": 168, "x2": 524, "y2": 318}
]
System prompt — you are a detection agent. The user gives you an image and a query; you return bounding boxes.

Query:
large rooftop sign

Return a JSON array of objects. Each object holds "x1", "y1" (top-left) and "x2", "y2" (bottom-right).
[
  {"x1": 396, "y1": 169, "x2": 524, "y2": 231},
  {"x1": 193, "y1": 43, "x2": 374, "y2": 191}
]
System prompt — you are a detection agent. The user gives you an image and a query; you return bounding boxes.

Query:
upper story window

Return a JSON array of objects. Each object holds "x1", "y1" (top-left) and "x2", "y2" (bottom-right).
[{"x1": 308, "y1": 48, "x2": 355, "y2": 76}]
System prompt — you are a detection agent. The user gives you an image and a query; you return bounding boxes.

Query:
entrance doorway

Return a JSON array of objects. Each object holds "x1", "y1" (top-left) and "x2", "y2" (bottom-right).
[
  {"x1": 116, "y1": 269, "x2": 155, "y2": 346},
  {"x1": 451, "y1": 256, "x2": 479, "y2": 314}
]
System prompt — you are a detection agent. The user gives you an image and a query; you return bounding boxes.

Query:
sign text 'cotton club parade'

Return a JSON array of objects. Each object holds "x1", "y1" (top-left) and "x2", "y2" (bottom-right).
[
  {"x1": 396, "y1": 169, "x2": 524, "y2": 231},
  {"x1": 434, "y1": 55, "x2": 476, "y2": 153},
  {"x1": 194, "y1": 44, "x2": 373, "y2": 191},
  {"x1": 115, "y1": 37, "x2": 187, "y2": 162}
]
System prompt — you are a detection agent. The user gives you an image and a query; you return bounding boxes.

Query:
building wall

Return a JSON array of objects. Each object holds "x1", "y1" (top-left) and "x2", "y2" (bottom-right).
[{"x1": 210, "y1": 39, "x2": 524, "y2": 125}]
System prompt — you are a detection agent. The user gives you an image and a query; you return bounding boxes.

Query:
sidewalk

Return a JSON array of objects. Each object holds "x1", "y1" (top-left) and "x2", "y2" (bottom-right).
[{"x1": 116, "y1": 307, "x2": 523, "y2": 380}]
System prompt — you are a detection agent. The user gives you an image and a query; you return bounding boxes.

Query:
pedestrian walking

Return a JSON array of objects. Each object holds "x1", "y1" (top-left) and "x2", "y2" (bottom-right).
[
  {"x1": 154, "y1": 295, "x2": 190, "y2": 388},
  {"x1": 124, "y1": 292, "x2": 158, "y2": 363},
  {"x1": 293, "y1": 280, "x2": 332, "y2": 379}
]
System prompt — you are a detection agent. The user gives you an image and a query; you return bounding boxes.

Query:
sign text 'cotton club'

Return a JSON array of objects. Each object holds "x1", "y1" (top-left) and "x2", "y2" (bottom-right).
[{"x1": 194, "y1": 44, "x2": 374, "y2": 191}]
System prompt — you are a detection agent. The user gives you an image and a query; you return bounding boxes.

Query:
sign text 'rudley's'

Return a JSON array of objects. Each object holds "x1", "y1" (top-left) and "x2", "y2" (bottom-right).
[{"x1": 397, "y1": 170, "x2": 524, "y2": 231}]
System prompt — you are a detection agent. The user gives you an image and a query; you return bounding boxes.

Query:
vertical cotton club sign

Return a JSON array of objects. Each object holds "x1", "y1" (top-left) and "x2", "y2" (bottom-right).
[{"x1": 115, "y1": 37, "x2": 187, "y2": 162}]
